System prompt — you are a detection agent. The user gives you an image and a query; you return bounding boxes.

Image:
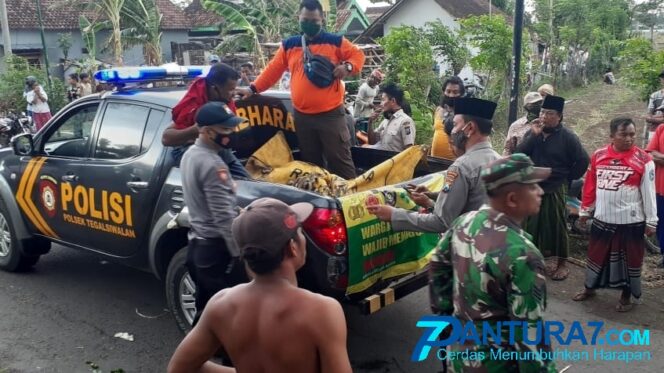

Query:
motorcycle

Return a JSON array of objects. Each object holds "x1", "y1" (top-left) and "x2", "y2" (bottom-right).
[
  {"x1": 0, "y1": 112, "x2": 34, "y2": 148},
  {"x1": 566, "y1": 179, "x2": 661, "y2": 254}
]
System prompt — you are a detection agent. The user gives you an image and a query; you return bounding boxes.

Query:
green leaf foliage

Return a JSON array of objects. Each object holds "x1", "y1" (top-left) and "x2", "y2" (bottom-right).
[
  {"x1": 0, "y1": 56, "x2": 67, "y2": 115},
  {"x1": 618, "y1": 37, "x2": 664, "y2": 101},
  {"x1": 379, "y1": 26, "x2": 438, "y2": 145}
]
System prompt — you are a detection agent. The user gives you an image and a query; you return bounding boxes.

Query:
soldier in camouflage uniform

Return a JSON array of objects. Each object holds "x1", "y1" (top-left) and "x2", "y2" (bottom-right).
[{"x1": 430, "y1": 153, "x2": 557, "y2": 373}]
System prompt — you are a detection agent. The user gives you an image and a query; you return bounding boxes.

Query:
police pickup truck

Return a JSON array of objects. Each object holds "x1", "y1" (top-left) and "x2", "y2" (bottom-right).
[{"x1": 0, "y1": 66, "x2": 450, "y2": 332}]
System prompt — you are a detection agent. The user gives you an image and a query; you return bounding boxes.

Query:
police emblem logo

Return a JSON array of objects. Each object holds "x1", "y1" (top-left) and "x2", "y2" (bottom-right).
[
  {"x1": 405, "y1": 126, "x2": 411, "y2": 136},
  {"x1": 442, "y1": 168, "x2": 458, "y2": 193},
  {"x1": 39, "y1": 180, "x2": 58, "y2": 218}
]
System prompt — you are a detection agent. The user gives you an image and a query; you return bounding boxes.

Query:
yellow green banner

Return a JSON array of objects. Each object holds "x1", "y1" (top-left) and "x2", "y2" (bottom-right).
[{"x1": 339, "y1": 173, "x2": 446, "y2": 295}]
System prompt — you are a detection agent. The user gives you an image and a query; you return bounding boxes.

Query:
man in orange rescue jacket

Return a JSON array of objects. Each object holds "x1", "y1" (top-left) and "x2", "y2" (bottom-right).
[{"x1": 238, "y1": 0, "x2": 365, "y2": 180}]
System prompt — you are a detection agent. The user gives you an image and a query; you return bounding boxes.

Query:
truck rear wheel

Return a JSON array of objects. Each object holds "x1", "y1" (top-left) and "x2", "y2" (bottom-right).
[
  {"x1": 166, "y1": 247, "x2": 196, "y2": 334},
  {"x1": 0, "y1": 199, "x2": 42, "y2": 272}
]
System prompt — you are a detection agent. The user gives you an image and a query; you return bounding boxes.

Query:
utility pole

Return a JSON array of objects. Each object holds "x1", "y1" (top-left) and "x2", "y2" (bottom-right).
[
  {"x1": 0, "y1": 0, "x2": 12, "y2": 57},
  {"x1": 35, "y1": 0, "x2": 52, "y2": 91},
  {"x1": 508, "y1": 0, "x2": 525, "y2": 125}
]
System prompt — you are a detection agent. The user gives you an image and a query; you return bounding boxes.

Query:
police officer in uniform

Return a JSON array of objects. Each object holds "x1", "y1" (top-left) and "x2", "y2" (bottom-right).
[
  {"x1": 180, "y1": 102, "x2": 248, "y2": 324},
  {"x1": 368, "y1": 97, "x2": 500, "y2": 233},
  {"x1": 365, "y1": 82, "x2": 415, "y2": 152}
]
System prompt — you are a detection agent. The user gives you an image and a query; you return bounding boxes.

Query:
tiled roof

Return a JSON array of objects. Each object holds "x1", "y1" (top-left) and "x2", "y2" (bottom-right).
[
  {"x1": 185, "y1": 0, "x2": 224, "y2": 28},
  {"x1": 6, "y1": 0, "x2": 83, "y2": 30},
  {"x1": 335, "y1": 9, "x2": 352, "y2": 31},
  {"x1": 157, "y1": 0, "x2": 191, "y2": 30},
  {"x1": 4, "y1": 0, "x2": 192, "y2": 31}
]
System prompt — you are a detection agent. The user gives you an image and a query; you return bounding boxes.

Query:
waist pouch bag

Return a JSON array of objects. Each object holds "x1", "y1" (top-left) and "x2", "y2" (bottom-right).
[{"x1": 302, "y1": 35, "x2": 336, "y2": 88}]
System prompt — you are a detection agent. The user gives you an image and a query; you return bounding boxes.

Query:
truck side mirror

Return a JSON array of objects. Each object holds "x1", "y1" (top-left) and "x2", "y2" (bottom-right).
[{"x1": 11, "y1": 134, "x2": 35, "y2": 156}]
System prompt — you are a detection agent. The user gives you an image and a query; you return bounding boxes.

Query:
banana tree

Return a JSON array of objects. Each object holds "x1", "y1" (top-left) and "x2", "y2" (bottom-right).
[
  {"x1": 58, "y1": 0, "x2": 125, "y2": 65},
  {"x1": 121, "y1": 0, "x2": 164, "y2": 65},
  {"x1": 202, "y1": 0, "x2": 300, "y2": 68}
]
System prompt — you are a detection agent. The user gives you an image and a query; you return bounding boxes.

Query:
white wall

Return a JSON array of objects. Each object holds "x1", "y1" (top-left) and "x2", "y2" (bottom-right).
[
  {"x1": 384, "y1": 0, "x2": 458, "y2": 32},
  {"x1": 382, "y1": 0, "x2": 476, "y2": 80}
]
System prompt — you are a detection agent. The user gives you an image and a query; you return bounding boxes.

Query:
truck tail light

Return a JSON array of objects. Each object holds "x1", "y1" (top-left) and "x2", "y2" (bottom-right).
[{"x1": 303, "y1": 208, "x2": 348, "y2": 256}]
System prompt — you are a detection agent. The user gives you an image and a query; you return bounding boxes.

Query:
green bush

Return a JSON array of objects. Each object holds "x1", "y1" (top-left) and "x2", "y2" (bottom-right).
[
  {"x1": 0, "y1": 55, "x2": 67, "y2": 115},
  {"x1": 380, "y1": 26, "x2": 438, "y2": 145},
  {"x1": 618, "y1": 38, "x2": 664, "y2": 101}
]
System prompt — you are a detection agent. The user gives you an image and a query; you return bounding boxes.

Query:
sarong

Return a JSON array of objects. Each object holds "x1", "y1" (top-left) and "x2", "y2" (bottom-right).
[
  {"x1": 524, "y1": 184, "x2": 568, "y2": 259},
  {"x1": 585, "y1": 219, "x2": 645, "y2": 298},
  {"x1": 33, "y1": 111, "x2": 52, "y2": 131}
]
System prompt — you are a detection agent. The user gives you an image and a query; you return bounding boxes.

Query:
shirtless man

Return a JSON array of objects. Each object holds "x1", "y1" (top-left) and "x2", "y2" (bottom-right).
[{"x1": 167, "y1": 198, "x2": 352, "y2": 373}]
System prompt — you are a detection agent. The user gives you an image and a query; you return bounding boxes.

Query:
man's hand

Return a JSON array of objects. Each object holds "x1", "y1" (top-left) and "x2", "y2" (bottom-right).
[
  {"x1": 406, "y1": 184, "x2": 430, "y2": 194},
  {"x1": 646, "y1": 226, "x2": 656, "y2": 236},
  {"x1": 409, "y1": 192, "x2": 434, "y2": 209},
  {"x1": 333, "y1": 64, "x2": 350, "y2": 79},
  {"x1": 236, "y1": 87, "x2": 253, "y2": 99},
  {"x1": 530, "y1": 119, "x2": 544, "y2": 136},
  {"x1": 366, "y1": 204, "x2": 394, "y2": 222}
]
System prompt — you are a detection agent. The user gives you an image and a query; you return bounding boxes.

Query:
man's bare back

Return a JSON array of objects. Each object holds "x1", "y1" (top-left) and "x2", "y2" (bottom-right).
[
  {"x1": 212, "y1": 280, "x2": 349, "y2": 372},
  {"x1": 168, "y1": 198, "x2": 351, "y2": 373}
]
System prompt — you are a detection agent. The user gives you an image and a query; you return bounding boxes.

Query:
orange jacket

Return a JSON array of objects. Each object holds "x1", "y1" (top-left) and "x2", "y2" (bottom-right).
[{"x1": 253, "y1": 32, "x2": 365, "y2": 114}]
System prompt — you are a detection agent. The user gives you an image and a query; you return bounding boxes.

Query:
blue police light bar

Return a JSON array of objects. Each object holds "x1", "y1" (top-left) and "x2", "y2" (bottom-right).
[{"x1": 94, "y1": 65, "x2": 210, "y2": 84}]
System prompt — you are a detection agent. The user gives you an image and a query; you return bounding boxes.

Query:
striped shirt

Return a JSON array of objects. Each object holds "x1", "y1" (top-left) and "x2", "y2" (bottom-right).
[{"x1": 581, "y1": 145, "x2": 658, "y2": 227}]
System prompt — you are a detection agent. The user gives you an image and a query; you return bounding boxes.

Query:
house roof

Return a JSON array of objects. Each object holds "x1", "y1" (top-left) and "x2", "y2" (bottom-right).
[
  {"x1": 4, "y1": 0, "x2": 192, "y2": 31},
  {"x1": 6, "y1": 0, "x2": 83, "y2": 30},
  {"x1": 335, "y1": 9, "x2": 352, "y2": 31},
  {"x1": 157, "y1": 0, "x2": 191, "y2": 30},
  {"x1": 365, "y1": 6, "x2": 392, "y2": 23},
  {"x1": 185, "y1": 0, "x2": 224, "y2": 29},
  {"x1": 356, "y1": 0, "x2": 504, "y2": 42},
  {"x1": 334, "y1": 0, "x2": 370, "y2": 33}
]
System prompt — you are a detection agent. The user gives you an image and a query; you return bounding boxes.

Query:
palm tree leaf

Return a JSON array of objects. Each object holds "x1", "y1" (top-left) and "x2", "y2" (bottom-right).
[{"x1": 203, "y1": 0, "x2": 255, "y2": 34}]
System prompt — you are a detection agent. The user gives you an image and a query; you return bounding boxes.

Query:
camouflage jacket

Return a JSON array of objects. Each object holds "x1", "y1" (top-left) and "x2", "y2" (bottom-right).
[{"x1": 429, "y1": 205, "x2": 556, "y2": 373}]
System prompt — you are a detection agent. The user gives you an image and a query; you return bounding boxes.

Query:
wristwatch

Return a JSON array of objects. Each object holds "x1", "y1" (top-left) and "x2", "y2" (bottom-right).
[{"x1": 344, "y1": 62, "x2": 353, "y2": 72}]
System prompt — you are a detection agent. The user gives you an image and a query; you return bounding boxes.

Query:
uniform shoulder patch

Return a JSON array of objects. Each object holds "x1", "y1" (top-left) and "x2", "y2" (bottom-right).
[
  {"x1": 404, "y1": 125, "x2": 411, "y2": 136},
  {"x1": 218, "y1": 168, "x2": 230, "y2": 182},
  {"x1": 443, "y1": 166, "x2": 459, "y2": 193}
]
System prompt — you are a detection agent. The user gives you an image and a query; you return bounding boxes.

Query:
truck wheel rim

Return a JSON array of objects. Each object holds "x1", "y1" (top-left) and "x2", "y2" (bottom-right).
[
  {"x1": 0, "y1": 213, "x2": 10, "y2": 257},
  {"x1": 179, "y1": 272, "x2": 197, "y2": 326}
]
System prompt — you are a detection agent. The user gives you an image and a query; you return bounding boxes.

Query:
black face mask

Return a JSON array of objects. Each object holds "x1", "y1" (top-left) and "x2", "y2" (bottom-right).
[
  {"x1": 526, "y1": 106, "x2": 541, "y2": 122},
  {"x1": 451, "y1": 125, "x2": 469, "y2": 151},
  {"x1": 441, "y1": 95, "x2": 456, "y2": 108},
  {"x1": 212, "y1": 132, "x2": 237, "y2": 149},
  {"x1": 383, "y1": 110, "x2": 395, "y2": 120},
  {"x1": 542, "y1": 126, "x2": 558, "y2": 134}
]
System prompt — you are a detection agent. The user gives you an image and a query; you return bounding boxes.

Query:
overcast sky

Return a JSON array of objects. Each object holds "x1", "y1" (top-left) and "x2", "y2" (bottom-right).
[
  {"x1": 356, "y1": 0, "x2": 390, "y2": 10},
  {"x1": 355, "y1": 0, "x2": 537, "y2": 12}
]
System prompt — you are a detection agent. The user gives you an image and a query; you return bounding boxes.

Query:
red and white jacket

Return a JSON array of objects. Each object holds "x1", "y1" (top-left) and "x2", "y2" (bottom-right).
[{"x1": 581, "y1": 145, "x2": 658, "y2": 227}]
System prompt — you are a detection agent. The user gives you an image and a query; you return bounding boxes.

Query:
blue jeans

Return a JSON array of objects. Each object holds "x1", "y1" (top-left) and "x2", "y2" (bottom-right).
[{"x1": 656, "y1": 195, "x2": 664, "y2": 255}]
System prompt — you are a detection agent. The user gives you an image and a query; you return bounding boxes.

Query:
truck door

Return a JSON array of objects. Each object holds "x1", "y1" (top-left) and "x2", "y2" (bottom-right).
[
  {"x1": 16, "y1": 101, "x2": 101, "y2": 244},
  {"x1": 68, "y1": 101, "x2": 165, "y2": 257}
]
